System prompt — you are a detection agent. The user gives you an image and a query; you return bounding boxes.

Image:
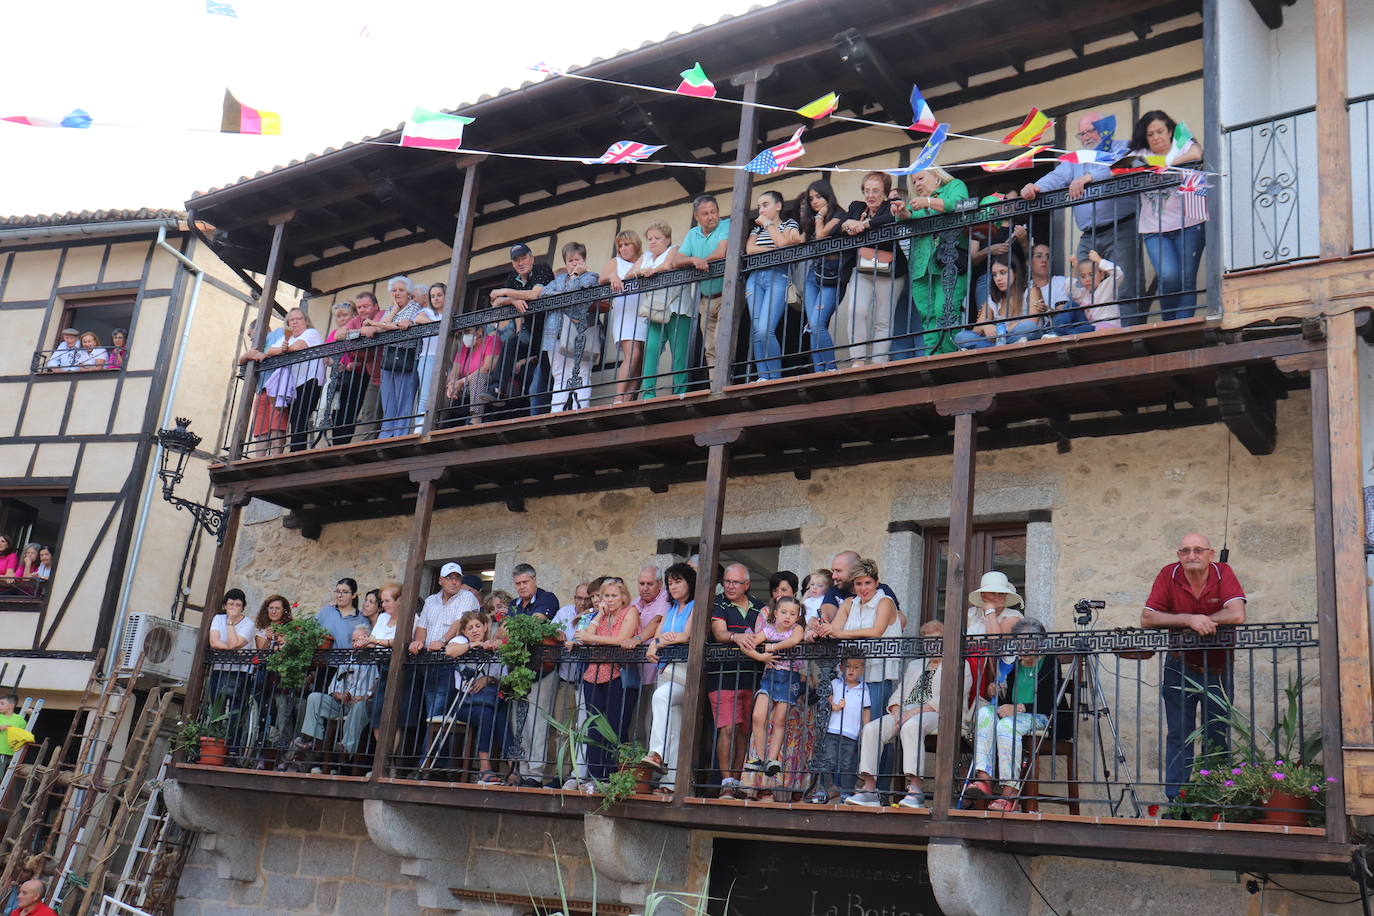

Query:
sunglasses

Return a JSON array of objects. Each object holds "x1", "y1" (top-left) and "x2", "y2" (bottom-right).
[{"x1": 603, "y1": 577, "x2": 624, "y2": 584}]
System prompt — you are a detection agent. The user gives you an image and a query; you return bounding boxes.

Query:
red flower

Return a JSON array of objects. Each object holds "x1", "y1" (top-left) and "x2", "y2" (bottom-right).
[
  {"x1": 251, "y1": 656, "x2": 261, "y2": 664},
  {"x1": 291, "y1": 602, "x2": 299, "y2": 608},
  {"x1": 1147, "y1": 804, "x2": 1159, "y2": 817},
  {"x1": 1211, "y1": 814, "x2": 1222, "y2": 822},
  {"x1": 494, "y1": 610, "x2": 507, "y2": 622},
  {"x1": 1178, "y1": 789, "x2": 1188, "y2": 800}
]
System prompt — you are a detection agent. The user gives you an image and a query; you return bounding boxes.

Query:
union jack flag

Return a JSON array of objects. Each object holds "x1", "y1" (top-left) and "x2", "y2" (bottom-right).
[
  {"x1": 744, "y1": 127, "x2": 805, "y2": 175},
  {"x1": 588, "y1": 140, "x2": 665, "y2": 165},
  {"x1": 1176, "y1": 169, "x2": 1210, "y2": 193}
]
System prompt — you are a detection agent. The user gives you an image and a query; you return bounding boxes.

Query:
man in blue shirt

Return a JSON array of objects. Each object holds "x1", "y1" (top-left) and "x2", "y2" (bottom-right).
[
  {"x1": 672, "y1": 195, "x2": 733, "y2": 370},
  {"x1": 1021, "y1": 112, "x2": 1142, "y2": 325},
  {"x1": 508, "y1": 563, "x2": 562, "y2": 785},
  {"x1": 817, "y1": 550, "x2": 903, "y2": 626}
]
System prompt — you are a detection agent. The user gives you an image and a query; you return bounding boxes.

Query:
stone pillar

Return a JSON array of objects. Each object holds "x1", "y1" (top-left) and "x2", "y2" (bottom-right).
[
  {"x1": 582, "y1": 814, "x2": 693, "y2": 910},
  {"x1": 882, "y1": 522, "x2": 923, "y2": 632},
  {"x1": 164, "y1": 781, "x2": 266, "y2": 882},
  {"x1": 1024, "y1": 513, "x2": 1056, "y2": 627},
  {"x1": 927, "y1": 839, "x2": 1029, "y2": 916},
  {"x1": 364, "y1": 800, "x2": 472, "y2": 912}
]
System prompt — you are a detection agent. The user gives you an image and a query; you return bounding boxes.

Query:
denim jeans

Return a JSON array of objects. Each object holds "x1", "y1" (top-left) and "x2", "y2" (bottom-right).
[
  {"x1": 1078, "y1": 218, "x2": 1142, "y2": 325},
  {"x1": 379, "y1": 368, "x2": 418, "y2": 438},
  {"x1": 744, "y1": 267, "x2": 788, "y2": 380},
  {"x1": 955, "y1": 319, "x2": 1040, "y2": 349},
  {"x1": 1142, "y1": 223, "x2": 1206, "y2": 321},
  {"x1": 1161, "y1": 653, "x2": 1233, "y2": 799},
  {"x1": 887, "y1": 281, "x2": 926, "y2": 362},
  {"x1": 527, "y1": 353, "x2": 552, "y2": 415},
  {"x1": 803, "y1": 272, "x2": 840, "y2": 371}
]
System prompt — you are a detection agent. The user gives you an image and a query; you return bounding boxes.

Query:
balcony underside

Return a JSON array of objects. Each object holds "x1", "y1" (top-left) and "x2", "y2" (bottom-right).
[
  {"x1": 171, "y1": 763, "x2": 1353, "y2": 874},
  {"x1": 210, "y1": 319, "x2": 1320, "y2": 526}
]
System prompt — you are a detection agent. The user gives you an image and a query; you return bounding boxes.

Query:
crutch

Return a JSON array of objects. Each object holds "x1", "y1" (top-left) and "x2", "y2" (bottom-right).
[{"x1": 418, "y1": 684, "x2": 472, "y2": 774}]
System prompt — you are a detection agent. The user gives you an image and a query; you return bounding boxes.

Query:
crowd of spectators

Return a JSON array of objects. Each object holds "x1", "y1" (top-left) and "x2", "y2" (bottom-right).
[
  {"x1": 235, "y1": 108, "x2": 1206, "y2": 452},
  {"x1": 41, "y1": 327, "x2": 127, "y2": 373},
  {"x1": 0, "y1": 537, "x2": 52, "y2": 597}
]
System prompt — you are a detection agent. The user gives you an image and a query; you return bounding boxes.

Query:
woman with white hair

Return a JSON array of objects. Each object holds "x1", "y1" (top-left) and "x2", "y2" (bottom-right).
[
  {"x1": 902, "y1": 166, "x2": 970, "y2": 355},
  {"x1": 365, "y1": 275, "x2": 427, "y2": 439}
]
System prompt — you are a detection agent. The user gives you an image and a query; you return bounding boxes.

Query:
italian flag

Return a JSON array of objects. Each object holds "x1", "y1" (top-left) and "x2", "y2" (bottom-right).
[
  {"x1": 676, "y1": 63, "x2": 717, "y2": 98},
  {"x1": 1165, "y1": 121, "x2": 1195, "y2": 167},
  {"x1": 400, "y1": 107, "x2": 474, "y2": 151}
]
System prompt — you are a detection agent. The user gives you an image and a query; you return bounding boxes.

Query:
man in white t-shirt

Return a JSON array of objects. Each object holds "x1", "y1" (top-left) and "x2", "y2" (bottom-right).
[{"x1": 410, "y1": 562, "x2": 480, "y2": 725}]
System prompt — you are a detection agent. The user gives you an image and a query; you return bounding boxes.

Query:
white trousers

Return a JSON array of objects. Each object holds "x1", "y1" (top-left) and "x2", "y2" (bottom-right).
[
  {"x1": 857, "y1": 709, "x2": 939, "y2": 778},
  {"x1": 647, "y1": 664, "x2": 687, "y2": 789},
  {"x1": 548, "y1": 348, "x2": 595, "y2": 412}
]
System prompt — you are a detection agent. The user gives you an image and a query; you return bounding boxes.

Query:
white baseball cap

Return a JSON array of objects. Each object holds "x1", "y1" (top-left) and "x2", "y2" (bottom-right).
[{"x1": 439, "y1": 562, "x2": 464, "y2": 578}]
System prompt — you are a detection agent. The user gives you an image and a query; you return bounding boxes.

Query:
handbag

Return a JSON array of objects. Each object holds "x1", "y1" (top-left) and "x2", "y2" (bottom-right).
[
  {"x1": 857, "y1": 246, "x2": 893, "y2": 274},
  {"x1": 812, "y1": 255, "x2": 842, "y2": 288},
  {"x1": 557, "y1": 313, "x2": 602, "y2": 358},
  {"x1": 381, "y1": 343, "x2": 417, "y2": 375},
  {"x1": 637, "y1": 294, "x2": 671, "y2": 324}
]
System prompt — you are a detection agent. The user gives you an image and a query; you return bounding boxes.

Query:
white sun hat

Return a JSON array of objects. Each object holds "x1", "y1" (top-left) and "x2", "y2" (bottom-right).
[{"x1": 967, "y1": 571, "x2": 1023, "y2": 608}]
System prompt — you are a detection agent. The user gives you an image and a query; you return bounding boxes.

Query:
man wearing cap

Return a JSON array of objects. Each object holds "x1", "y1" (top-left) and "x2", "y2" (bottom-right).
[
  {"x1": 507, "y1": 563, "x2": 561, "y2": 786},
  {"x1": 490, "y1": 244, "x2": 555, "y2": 413},
  {"x1": 45, "y1": 328, "x2": 83, "y2": 373},
  {"x1": 672, "y1": 195, "x2": 732, "y2": 370},
  {"x1": 409, "y1": 562, "x2": 481, "y2": 738},
  {"x1": 1141, "y1": 532, "x2": 1247, "y2": 799}
]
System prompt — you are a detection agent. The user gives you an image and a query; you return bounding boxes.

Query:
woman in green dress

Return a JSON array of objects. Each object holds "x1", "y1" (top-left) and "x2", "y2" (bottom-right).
[{"x1": 902, "y1": 167, "x2": 970, "y2": 355}]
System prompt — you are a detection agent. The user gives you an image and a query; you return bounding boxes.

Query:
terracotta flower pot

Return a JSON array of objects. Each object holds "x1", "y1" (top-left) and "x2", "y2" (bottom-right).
[
  {"x1": 318, "y1": 635, "x2": 335, "y2": 651},
  {"x1": 198, "y1": 736, "x2": 228, "y2": 767},
  {"x1": 1256, "y1": 790, "x2": 1312, "y2": 827}
]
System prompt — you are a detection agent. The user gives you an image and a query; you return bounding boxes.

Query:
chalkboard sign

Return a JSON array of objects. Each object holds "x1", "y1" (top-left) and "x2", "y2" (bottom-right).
[{"x1": 707, "y1": 837, "x2": 945, "y2": 916}]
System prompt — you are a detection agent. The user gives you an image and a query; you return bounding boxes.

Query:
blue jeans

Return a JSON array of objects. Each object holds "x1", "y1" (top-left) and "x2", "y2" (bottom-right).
[
  {"x1": 1161, "y1": 653, "x2": 1233, "y2": 800},
  {"x1": 866, "y1": 680, "x2": 893, "y2": 720},
  {"x1": 379, "y1": 368, "x2": 419, "y2": 439},
  {"x1": 455, "y1": 684, "x2": 509, "y2": 755},
  {"x1": 421, "y1": 664, "x2": 456, "y2": 720},
  {"x1": 527, "y1": 353, "x2": 552, "y2": 415},
  {"x1": 1051, "y1": 307, "x2": 1092, "y2": 334},
  {"x1": 413, "y1": 353, "x2": 436, "y2": 433},
  {"x1": 803, "y1": 273, "x2": 839, "y2": 371},
  {"x1": 1142, "y1": 223, "x2": 1206, "y2": 321},
  {"x1": 887, "y1": 282, "x2": 926, "y2": 362},
  {"x1": 745, "y1": 267, "x2": 788, "y2": 380},
  {"x1": 955, "y1": 319, "x2": 1040, "y2": 349}
]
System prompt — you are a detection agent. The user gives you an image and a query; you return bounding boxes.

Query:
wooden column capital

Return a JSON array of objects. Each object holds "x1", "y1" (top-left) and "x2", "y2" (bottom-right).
[
  {"x1": 934, "y1": 394, "x2": 995, "y2": 417},
  {"x1": 693, "y1": 428, "x2": 745, "y2": 448}
]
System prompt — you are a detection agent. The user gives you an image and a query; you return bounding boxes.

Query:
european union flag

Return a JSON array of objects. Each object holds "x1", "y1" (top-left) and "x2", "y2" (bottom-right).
[{"x1": 206, "y1": 0, "x2": 238, "y2": 17}]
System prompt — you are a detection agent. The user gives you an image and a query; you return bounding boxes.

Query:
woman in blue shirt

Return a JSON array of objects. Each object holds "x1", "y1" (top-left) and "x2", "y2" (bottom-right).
[{"x1": 639, "y1": 562, "x2": 697, "y2": 792}]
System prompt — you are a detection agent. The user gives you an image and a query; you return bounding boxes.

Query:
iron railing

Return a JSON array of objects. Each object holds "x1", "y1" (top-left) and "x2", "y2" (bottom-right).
[{"x1": 1222, "y1": 106, "x2": 1319, "y2": 271}]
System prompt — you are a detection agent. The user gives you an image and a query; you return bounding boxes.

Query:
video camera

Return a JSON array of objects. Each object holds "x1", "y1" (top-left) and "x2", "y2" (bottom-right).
[{"x1": 1074, "y1": 598, "x2": 1106, "y2": 626}]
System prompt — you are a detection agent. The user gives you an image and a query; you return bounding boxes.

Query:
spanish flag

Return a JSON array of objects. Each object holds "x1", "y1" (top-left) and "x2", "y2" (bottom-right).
[
  {"x1": 796, "y1": 92, "x2": 839, "y2": 120},
  {"x1": 981, "y1": 146, "x2": 1048, "y2": 172},
  {"x1": 1002, "y1": 108, "x2": 1050, "y2": 146},
  {"x1": 221, "y1": 90, "x2": 280, "y2": 135}
]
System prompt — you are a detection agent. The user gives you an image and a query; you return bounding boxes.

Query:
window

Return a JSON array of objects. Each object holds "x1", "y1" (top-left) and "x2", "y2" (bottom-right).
[
  {"x1": 0, "y1": 489, "x2": 67, "y2": 610},
  {"x1": 920, "y1": 524, "x2": 1028, "y2": 624},
  {"x1": 37, "y1": 294, "x2": 135, "y2": 374},
  {"x1": 674, "y1": 535, "x2": 784, "y2": 605}
]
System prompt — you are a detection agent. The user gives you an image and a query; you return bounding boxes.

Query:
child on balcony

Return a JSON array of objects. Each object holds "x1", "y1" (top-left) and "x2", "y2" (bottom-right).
[
  {"x1": 800, "y1": 569, "x2": 832, "y2": 625},
  {"x1": 1070, "y1": 250, "x2": 1125, "y2": 331},
  {"x1": 807, "y1": 657, "x2": 870, "y2": 803},
  {"x1": 742, "y1": 596, "x2": 805, "y2": 781}
]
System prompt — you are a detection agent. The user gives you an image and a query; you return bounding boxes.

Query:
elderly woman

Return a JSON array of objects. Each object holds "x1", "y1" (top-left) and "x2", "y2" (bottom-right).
[
  {"x1": 262, "y1": 307, "x2": 325, "y2": 452},
  {"x1": 366, "y1": 275, "x2": 427, "y2": 439},
  {"x1": 107, "y1": 328, "x2": 128, "y2": 370},
  {"x1": 639, "y1": 562, "x2": 696, "y2": 793},
  {"x1": 444, "y1": 322, "x2": 501, "y2": 425},
  {"x1": 1131, "y1": 110, "x2": 1206, "y2": 321},
  {"x1": 903, "y1": 166, "x2": 970, "y2": 355},
  {"x1": 636, "y1": 221, "x2": 693, "y2": 399},
  {"x1": 797, "y1": 180, "x2": 845, "y2": 372},
  {"x1": 841, "y1": 172, "x2": 911, "y2": 364},
  {"x1": 602, "y1": 231, "x2": 648, "y2": 404},
  {"x1": 744, "y1": 190, "x2": 803, "y2": 381},
  {"x1": 955, "y1": 255, "x2": 1044, "y2": 349},
  {"x1": 323, "y1": 302, "x2": 358, "y2": 444},
  {"x1": 75, "y1": 331, "x2": 108, "y2": 371}
]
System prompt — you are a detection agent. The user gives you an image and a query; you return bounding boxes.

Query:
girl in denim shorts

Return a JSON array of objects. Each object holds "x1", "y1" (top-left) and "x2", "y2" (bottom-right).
[{"x1": 743, "y1": 596, "x2": 806, "y2": 777}]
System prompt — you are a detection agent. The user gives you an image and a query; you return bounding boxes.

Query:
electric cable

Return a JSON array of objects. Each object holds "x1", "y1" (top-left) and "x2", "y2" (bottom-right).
[
  {"x1": 1247, "y1": 873, "x2": 1363, "y2": 905},
  {"x1": 1012, "y1": 854, "x2": 1063, "y2": 916}
]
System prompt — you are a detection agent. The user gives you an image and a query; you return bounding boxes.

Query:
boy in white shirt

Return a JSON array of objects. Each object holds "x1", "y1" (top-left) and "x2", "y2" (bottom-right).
[{"x1": 807, "y1": 658, "x2": 870, "y2": 803}]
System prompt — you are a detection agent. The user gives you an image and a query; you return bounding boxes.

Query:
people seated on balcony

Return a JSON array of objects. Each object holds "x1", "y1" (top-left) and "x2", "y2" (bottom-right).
[
  {"x1": 744, "y1": 191, "x2": 803, "y2": 382},
  {"x1": 847, "y1": 619, "x2": 947, "y2": 809},
  {"x1": 346, "y1": 291, "x2": 384, "y2": 443},
  {"x1": 602, "y1": 231, "x2": 648, "y2": 405},
  {"x1": 672, "y1": 195, "x2": 732, "y2": 372},
  {"x1": 316, "y1": 577, "x2": 364, "y2": 648},
  {"x1": 800, "y1": 569, "x2": 832, "y2": 625},
  {"x1": 1131, "y1": 109, "x2": 1206, "y2": 322},
  {"x1": 818, "y1": 558, "x2": 902, "y2": 713},
  {"x1": 507, "y1": 563, "x2": 562, "y2": 787},
  {"x1": 841, "y1": 173, "x2": 911, "y2": 364},
  {"x1": 537, "y1": 242, "x2": 603, "y2": 413},
  {"x1": 367, "y1": 275, "x2": 423, "y2": 439},
  {"x1": 795, "y1": 180, "x2": 844, "y2": 372},
  {"x1": 641, "y1": 562, "x2": 696, "y2": 793},
  {"x1": 807, "y1": 657, "x2": 870, "y2": 804},
  {"x1": 575, "y1": 577, "x2": 642, "y2": 786},
  {"x1": 413, "y1": 282, "x2": 445, "y2": 434},
  {"x1": 444, "y1": 322, "x2": 501, "y2": 426},
  {"x1": 902, "y1": 167, "x2": 970, "y2": 355},
  {"x1": 709, "y1": 563, "x2": 766, "y2": 799},
  {"x1": 290, "y1": 624, "x2": 378, "y2": 772},
  {"x1": 261, "y1": 307, "x2": 325, "y2": 453},
  {"x1": 1140, "y1": 532, "x2": 1247, "y2": 800},
  {"x1": 442, "y1": 610, "x2": 509, "y2": 784},
  {"x1": 955, "y1": 256, "x2": 1045, "y2": 350},
  {"x1": 1026, "y1": 243, "x2": 1077, "y2": 336},
  {"x1": 1022, "y1": 112, "x2": 1141, "y2": 324},
  {"x1": 207, "y1": 588, "x2": 256, "y2": 742},
  {"x1": 74, "y1": 331, "x2": 108, "y2": 371},
  {"x1": 1070, "y1": 251, "x2": 1125, "y2": 332},
  {"x1": 636, "y1": 221, "x2": 693, "y2": 400},
  {"x1": 322, "y1": 302, "x2": 357, "y2": 444},
  {"x1": 966, "y1": 617, "x2": 1072, "y2": 812},
  {"x1": 491, "y1": 243, "x2": 555, "y2": 412},
  {"x1": 968, "y1": 193, "x2": 1029, "y2": 314},
  {"x1": 107, "y1": 328, "x2": 128, "y2": 370},
  {"x1": 815, "y1": 550, "x2": 901, "y2": 627},
  {"x1": 741, "y1": 595, "x2": 805, "y2": 782},
  {"x1": 44, "y1": 328, "x2": 81, "y2": 372}
]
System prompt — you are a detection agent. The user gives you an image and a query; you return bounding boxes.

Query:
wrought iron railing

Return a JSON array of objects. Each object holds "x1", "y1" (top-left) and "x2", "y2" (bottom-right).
[{"x1": 1222, "y1": 106, "x2": 1319, "y2": 271}]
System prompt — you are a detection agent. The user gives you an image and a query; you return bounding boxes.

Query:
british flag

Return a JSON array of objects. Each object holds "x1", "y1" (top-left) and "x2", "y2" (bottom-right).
[
  {"x1": 744, "y1": 128, "x2": 806, "y2": 175},
  {"x1": 589, "y1": 140, "x2": 665, "y2": 165}
]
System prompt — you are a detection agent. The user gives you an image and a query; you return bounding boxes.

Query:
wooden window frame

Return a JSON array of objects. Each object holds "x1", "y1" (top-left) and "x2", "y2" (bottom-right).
[
  {"x1": 0, "y1": 486, "x2": 68, "y2": 614},
  {"x1": 919, "y1": 523, "x2": 1030, "y2": 625}
]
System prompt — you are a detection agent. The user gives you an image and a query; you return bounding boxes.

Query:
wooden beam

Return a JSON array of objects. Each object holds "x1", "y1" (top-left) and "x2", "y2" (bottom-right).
[
  {"x1": 1314, "y1": 0, "x2": 1351, "y2": 259},
  {"x1": 1216, "y1": 367, "x2": 1277, "y2": 455},
  {"x1": 227, "y1": 218, "x2": 291, "y2": 461},
  {"x1": 421, "y1": 161, "x2": 482, "y2": 437},
  {"x1": 832, "y1": 29, "x2": 920, "y2": 137}
]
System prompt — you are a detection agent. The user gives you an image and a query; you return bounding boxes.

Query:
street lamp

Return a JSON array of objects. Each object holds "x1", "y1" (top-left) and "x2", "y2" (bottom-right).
[{"x1": 155, "y1": 417, "x2": 229, "y2": 543}]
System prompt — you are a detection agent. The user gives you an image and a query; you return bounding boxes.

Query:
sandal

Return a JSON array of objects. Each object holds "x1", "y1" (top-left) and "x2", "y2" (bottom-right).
[
  {"x1": 653, "y1": 786, "x2": 674, "y2": 796},
  {"x1": 963, "y1": 779, "x2": 994, "y2": 800},
  {"x1": 989, "y1": 797, "x2": 1021, "y2": 813},
  {"x1": 640, "y1": 752, "x2": 668, "y2": 774},
  {"x1": 478, "y1": 770, "x2": 503, "y2": 785}
]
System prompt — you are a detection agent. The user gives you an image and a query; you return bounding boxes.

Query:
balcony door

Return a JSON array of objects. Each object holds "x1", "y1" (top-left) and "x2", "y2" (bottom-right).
[{"x1": 920, "y1": 524, "x2": 1028, "y2": 625}]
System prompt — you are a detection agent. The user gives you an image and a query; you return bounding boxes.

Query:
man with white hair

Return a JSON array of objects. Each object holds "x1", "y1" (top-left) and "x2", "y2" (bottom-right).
[
  {"x1": 13, "y1": 879, "x2": 56, "y2": 916},
  {"x1": 707, "y1": 563, "x2": 764, "y2": 797}
]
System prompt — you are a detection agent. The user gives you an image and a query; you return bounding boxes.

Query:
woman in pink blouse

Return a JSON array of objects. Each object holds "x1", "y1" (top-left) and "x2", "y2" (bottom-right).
[{"x1": 444, "y1": 324, "x2": 502, "y2": 425}]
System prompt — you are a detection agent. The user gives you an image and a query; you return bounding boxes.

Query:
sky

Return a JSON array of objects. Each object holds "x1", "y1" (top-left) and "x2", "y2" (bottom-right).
[{"x1": 0, "y1": 0, "x2": 768, "y2": 217}]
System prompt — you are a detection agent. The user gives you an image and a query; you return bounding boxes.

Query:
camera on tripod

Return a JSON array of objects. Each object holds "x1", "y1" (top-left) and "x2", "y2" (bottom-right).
[{"x1": 1074, "y1": 598, "x2": 1106, "y2": 626}]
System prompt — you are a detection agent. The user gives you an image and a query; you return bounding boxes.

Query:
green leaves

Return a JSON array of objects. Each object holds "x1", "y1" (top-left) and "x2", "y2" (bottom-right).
[
  {"x1": 265, "y1": 616, "x2": 330, "y2": 689},
  {"x1": 498, "y1": 614, "x2": 564, "y2": 698}
]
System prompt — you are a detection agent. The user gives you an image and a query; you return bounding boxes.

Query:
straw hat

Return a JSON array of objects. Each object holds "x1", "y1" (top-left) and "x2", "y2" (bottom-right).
[{"x1": 967, "y1": 571, "x2": 1023, "y2": 608}]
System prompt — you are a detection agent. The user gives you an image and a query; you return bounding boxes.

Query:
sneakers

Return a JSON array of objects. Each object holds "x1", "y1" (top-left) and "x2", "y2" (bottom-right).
[
  {"x1": 806, "y1": 790, "x2": 829, "y2": 804},
  {"x1": 478, "y1": 771, "x2": 504, "y2": 785},
  {"x1": 898, "y1": 791, "x2": 925, "y2": 809},
  {"x1": 844, "y1": 791, "x2": 881, "y2": 807},
  {"x1": 764, "y1": 759, "x2": 782, "y2": 777},
  {"x1": 719, "y1": 777, "x2": 741, "y2": 799},
  {"x1": 743, "y1": 757, "x2": 765, "y2": 773},
  {"x1": 516, "y1": 777, "x2": 542, "y2": 788},
  {"x1": 562, "y1": 777, "x2": 582, "y2": 791}
]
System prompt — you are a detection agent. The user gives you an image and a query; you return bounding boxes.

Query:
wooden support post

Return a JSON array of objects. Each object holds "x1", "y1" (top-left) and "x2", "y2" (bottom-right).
[
  {"x1": 180, "y1": 495, "x2": 246, "y2": 720},
  {"x1": 371, "y1": 467, "x2": 443, "y2": 780},
  {"x1": 672, "y1": 428, "x2": 742, "y2": 804},
  {"x1": 1315, "y1": 312, "x2": 1369, "y2": 823},
  {"x1": 931, "y1": 395, "x2": 994, "y2": 819},
  {"x1": 228, "y1": 214, "x2": 293, "y2": 461},
  {"x1": 420, "y1": 160, "x2": 483, "y2": 437},
  {"x1": 1315, "y1": 0, "x2": 1351, "y2": 259},
  {"x1": 710, "y1": 68, "x2": 771, "y2": 393}
]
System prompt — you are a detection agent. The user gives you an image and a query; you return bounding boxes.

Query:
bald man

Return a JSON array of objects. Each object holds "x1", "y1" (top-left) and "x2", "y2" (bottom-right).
[
  {"x1": 1021, "y1": 112, "x2": 1141, "y2": 324},
  {"x1": 1140, "y1": 532, "x2": 1247, "y2": 799},
  {"x1": 13, "y1": 880, "x2": 55, "y2": 916},
  {"x1": 817, "y1": 550, "x2": 902, "y2": 625}
]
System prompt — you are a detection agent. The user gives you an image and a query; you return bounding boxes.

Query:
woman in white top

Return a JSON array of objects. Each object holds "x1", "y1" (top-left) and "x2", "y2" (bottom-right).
[
  {"x1": 635, "y1": 221, "x2": 692, "y2": 400},
  {"x1": 602, "y1": 231, "x2": 648, "y2": 404},
  {"x1": 412, "y1": 283, "x2": 445, "y2": 433},
  {"x1": 263, "y1": 307, "x2": 324, "y2": 452},
  {"x1": 827, "y1": 557, "x2": 902, "y2": 714},
  {"x1": 744, "y1": 190, "x2": 803, "y2": 381},
  {"x1": 955, "y1": 256, "x2": 1043, "y2": 350},
  {"x1": 75, "y1": 331, "x2": 109, "y2": 371}
]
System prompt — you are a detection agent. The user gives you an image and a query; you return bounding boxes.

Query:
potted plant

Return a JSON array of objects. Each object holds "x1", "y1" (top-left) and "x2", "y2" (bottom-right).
[
  {"x1": 546, "y1": 711, "x2": 651, "y2": 809},
  {"x1": 497, "y1": 613, "x2": 566, "y2": 699},
  {"x1": 171, "y1": 701, "x2": 230, "y2": 765},
  {"x1": 265, "y1": 616, "x2": 331, "y2": 690}
]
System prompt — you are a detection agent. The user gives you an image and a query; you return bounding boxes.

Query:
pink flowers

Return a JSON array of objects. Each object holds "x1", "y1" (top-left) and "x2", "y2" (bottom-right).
[
  {"x1": 1199, "y1": 769, "x2": 1211, "y2": 776},
  {"x1": 1231, "y1": 768, "x2": 1242, "y2": 775},
  {"x1": 1271, "y1": 772, "x2": 1285, "y2": 780},
  {"x1": 1224, "y1": 780, "x2": 1234, "y2": 787},
  {"x1": 1328, "y1": 776, "x2": 1339, "y2": 783}
]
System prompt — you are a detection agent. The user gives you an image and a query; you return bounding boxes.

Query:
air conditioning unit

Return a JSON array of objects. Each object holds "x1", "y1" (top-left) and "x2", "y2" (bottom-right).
[{"x1": 118, "y1": 614, "x2": 199, "y2": 682}]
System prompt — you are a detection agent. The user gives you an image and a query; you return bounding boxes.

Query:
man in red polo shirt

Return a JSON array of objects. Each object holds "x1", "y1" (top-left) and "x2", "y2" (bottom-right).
[
  {"x1": 1140, "y1": 532, "x2": 1247, "y2": 800},
  {"x1": 10, "y1": 879, "x2": 56, "y2": 916}
]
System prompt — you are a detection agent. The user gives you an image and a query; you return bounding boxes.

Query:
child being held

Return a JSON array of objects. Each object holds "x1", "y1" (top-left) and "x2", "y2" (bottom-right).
[
  {"x1": 807, "y1": 657, "x2": 871, "y2": 803},
  {"x1": 1070, "y1": 249, "x2": 1125, "y2": 331},
  {"x1": 800, "y1": 569, "x2": 833, "y2": 626},
  {"x1": 742, "y1": 596, "x2": 805, "y2": 778}
]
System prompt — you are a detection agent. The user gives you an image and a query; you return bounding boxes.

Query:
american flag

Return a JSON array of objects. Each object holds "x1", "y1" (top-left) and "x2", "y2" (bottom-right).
[
  {"x1": 744, "y1": 128, "x2": 805, "y2": 175},
  {"x1": 589, "y1": 140, "x2": 665, "y2": 165}
]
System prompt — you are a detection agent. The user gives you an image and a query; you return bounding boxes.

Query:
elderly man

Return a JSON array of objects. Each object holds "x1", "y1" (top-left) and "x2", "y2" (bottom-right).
[
  {"x1": 708, "y1": 563, "x2": 765, "y2": 798},
  {"x1": 290, "y1": 625, "x2": 378, "y2": 769},
  {"x1": 817, "y1": 550, "x2": 903, "y2": 627},
  {"x1": 672, "y1": 195, "x2": 733, "y2": 370},
  {"x1": 45, "y1": 328, "x2": 82, "y2": 372},
  {"x1": 632, "y1": 565, "x2": 669, "y2": 687},
  {"x1": 508, "y1": 563, "x2": 562, "y2": 786},
  {"x1": 1140, "y1": 532, "x2": 1247, "y2": 799},
  {"x1": 410, "y1": 562, "x2": 480, "y2": 737},
  {"x1": 338, "y1": 291, "x2": 385, "y2": 441},
  {"x1": 1021, "y1": 112, "x2": 1141, "y2": 324},
  {"x1": 491, "y1": 243, "x2": 556, "y2": 413},
  {"x1": 12, "y1": 879, "x2": 56, "y2": 916}
]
